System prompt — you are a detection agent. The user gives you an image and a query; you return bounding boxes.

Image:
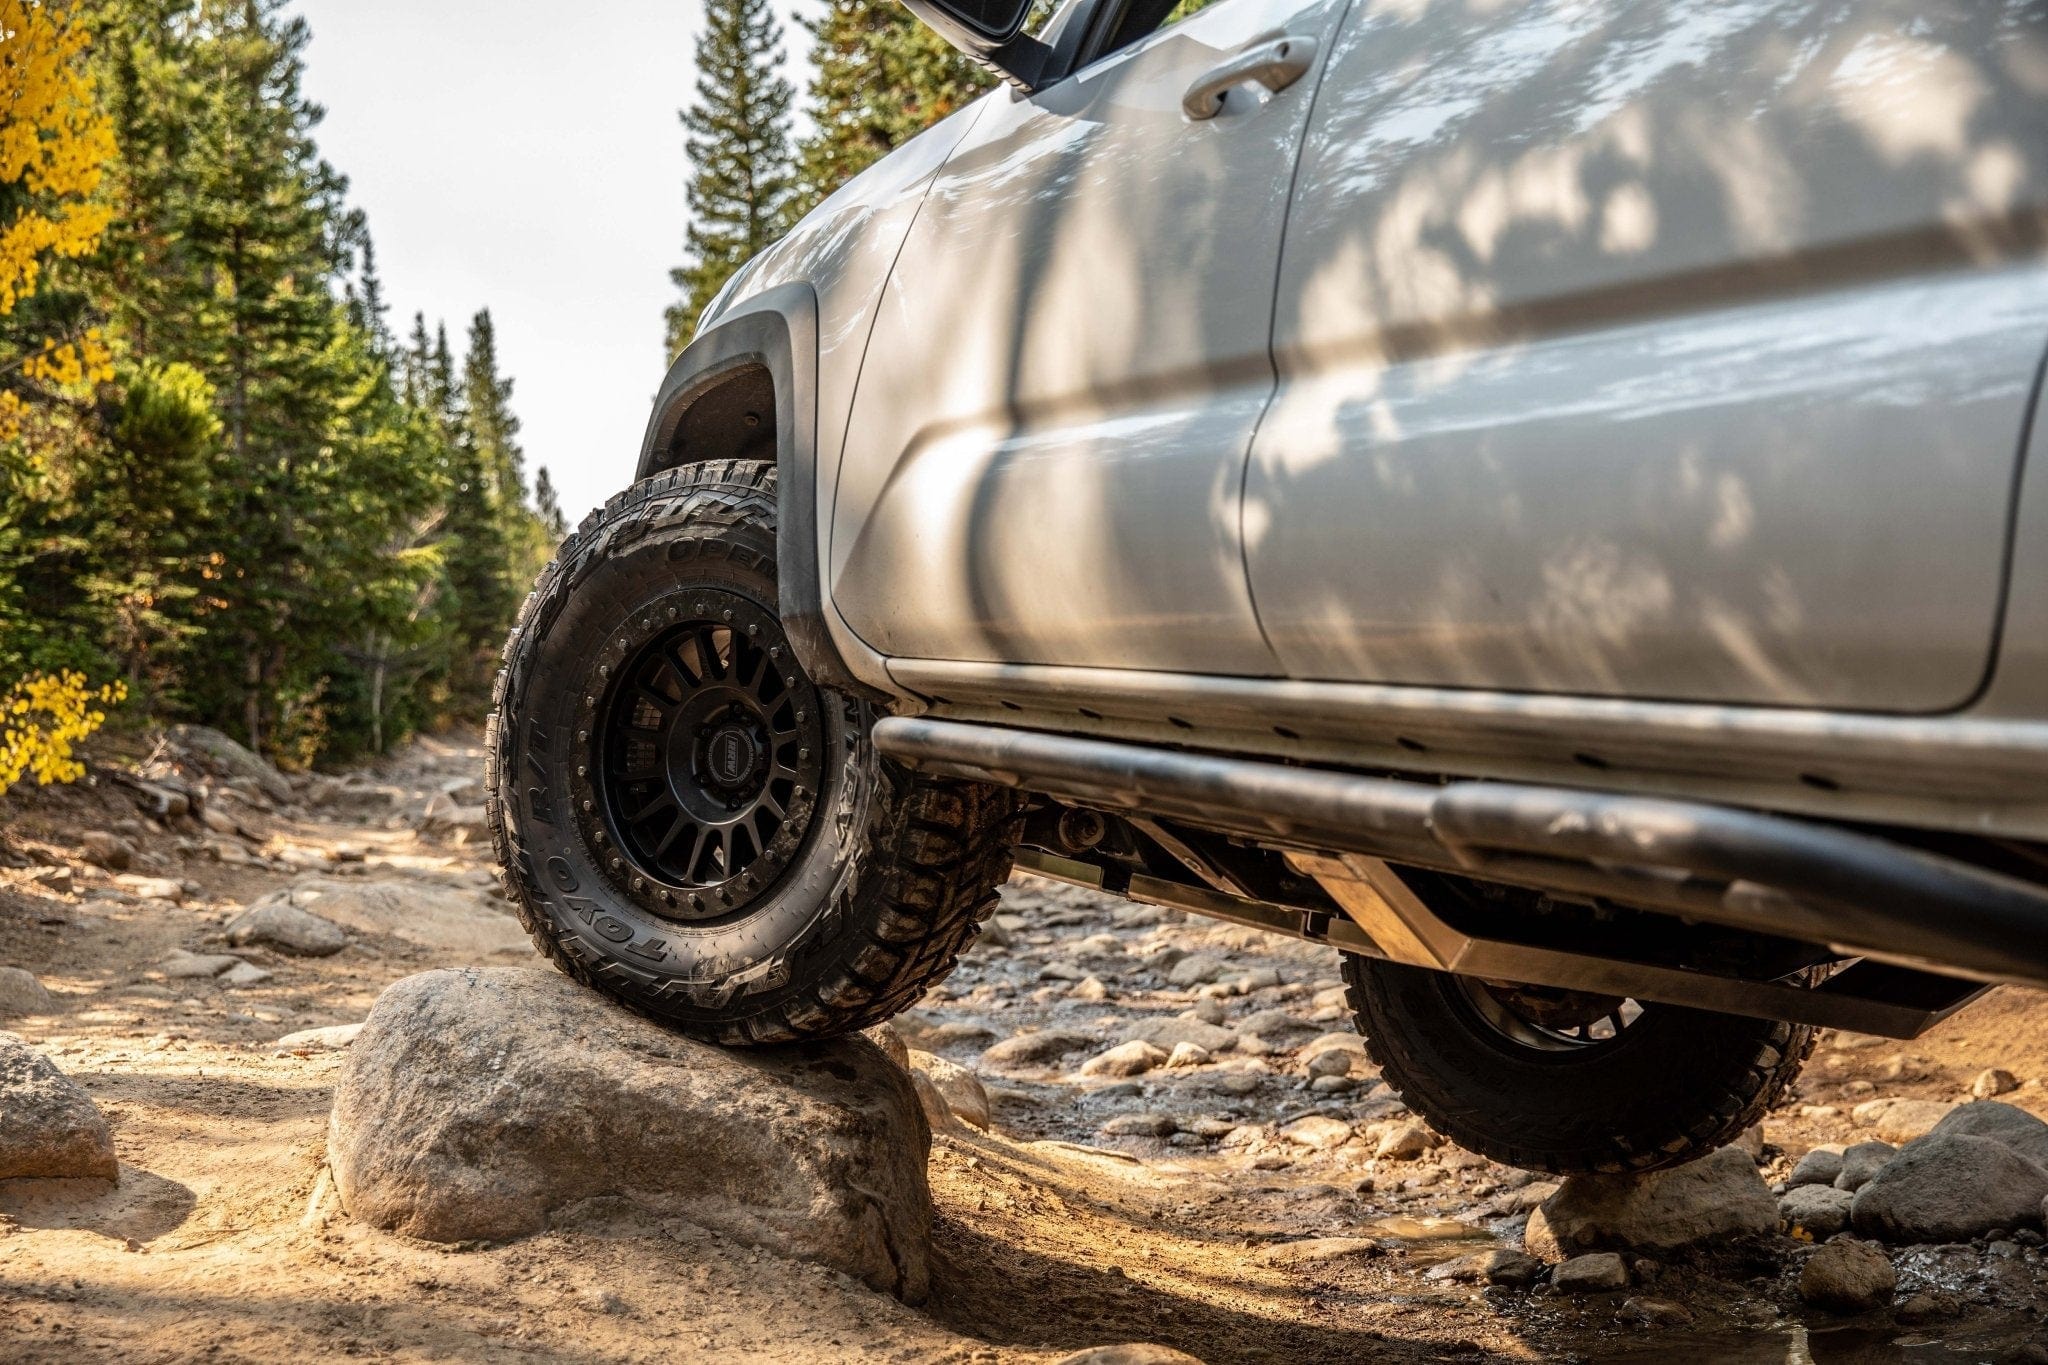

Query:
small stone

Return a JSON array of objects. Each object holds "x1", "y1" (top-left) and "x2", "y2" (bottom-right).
[
  {"x1": 982, "y1": 1030, "x2": 1095, "y2": 1067},
  {"x1": 1477, "y1": 1248, "x2": 1543, "y2": 1287},
  {"x1": 1187, "y1": 997, "x2": 1228, "y2": 1026},
  {"x1": 277, "y1": 1023, "x2": 364, "y2": 1051},
  {"x1": 1552, "y1": 1252, "x2": 1629, "y2": 1294},
  {"x1": 1166, "y1": 954, "x2": 1228, "y2": 987},
  {"x1": 1278, "y1": 1115, "x2": 1353, "y2": 1150},
  {"x1": 79, "y1": 831, "x2": 134, "y2": 870},
  {"x1": 1102, "y1": 1112, "x2": 1176, "y2": 1138},
  {"x1": 1050, "y1": 1347, "x2": 1205, "y2": 1365},
  {"x1": 1308, "y1": 1075, "x2": 1356, "y2": 1095},
  {"x1": 908, "y1": 1051, "x2": 991, "y2": 1131},
  {"x1": 1833, "y1": 1141, "x2": 1896, "y2": 1193},
  {"x1": 1798, "y1": 1238, "x2": 1895, "y2": 1312},
  {"x1": 1851, "y1": 1097, "x2": 1956, "y2": 1144},
  {"x1": 1237, "y1": 1009, "x2": 1310, "y2": 1039},
  {"x1": 219, "y1": 961, "x2": 273, "y2": 987},
  {"x1": 1972, "y1": 1068, "x2": 2021, "y2": 1100},
  {"x1": 1374, "y1": 1121, "x2": 1434, "y2": 1161},
  {"x1": 1257, "y1": 1236, "x2": 1383, "y2": 1266},
  {"x1": 1071, "y1": 975, "x2": 1108, "y2": 1002},
  {"x1": 1237, "y1": 967, "x2": 1282, "y2": 992},
  {"x1": 0, "y1": 1033, "x2": 117, "y2": 1180},
  {"x1": 1780, "y1": 1185, "x2": 1855, "y2": 1240},
  {"x1": 115, "y1": 874, "x2": 185, "y2": 903},
  {"x1": 1081, "y1": 1040, "x2": 1169, "y2": 1079},
  {"x1": 863, "y1": 1023, "x2": 910, "y2": 1070},
  {"x1": 0, "y1": 967, "x2": 54, "y2": 1018},
  {"x1": 1786, "y1": 1146, "x2": 1845, "y2": 1189},
  {"x1": 1618, "y1": 1297, "x2": 1693, "y2": 1327},
  {"x1": 1892, "y1": 1289, "x2": 1961, "y2": 1325},
  {"x1": 226, "y1": 900, "x2": 348, "y2": 956},
  {"x1": 160, "y1": 950, "x2": 242, "y2": 980},
  {"x1": 1124, "y1": 1016, "x2": 1235, "y2": 1055},
  {"x1": 30, "y1": 865, "x2": 74, "y2": 894},
  {"x1": 1166, "y1": 1042, "x2": 1210, "y2": 1068},
  {"x1": 1306, "y1": 1049, "x2": 1352, "y2": 1080},
  {"x1": 921, "y1": 1021, "x2": 996, "y2": 1050}
]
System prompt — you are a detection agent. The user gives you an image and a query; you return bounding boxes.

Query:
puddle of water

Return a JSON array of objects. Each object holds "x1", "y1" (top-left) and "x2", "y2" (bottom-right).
[
  {"x1": 1591, "y1": 1323, "x2": 2039, "y2": 1364},
  {"x1": 1356, "y1": 1215, "x2": 1490, "y2": 1242}
]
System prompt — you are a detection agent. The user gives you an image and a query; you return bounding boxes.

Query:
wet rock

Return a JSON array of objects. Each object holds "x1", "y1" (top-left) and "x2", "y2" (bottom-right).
[
  {"x1": 254, "y1": 877, "x2": 527, "y2": 957},
  {"x1": 908, "y1": 1050, "x2": 990, "y2": 1131},
  {"x1": 1851, "y1": 1097, "x2": 1956, "y2": 1144},
  {"x1": 114, "y1": 874, "x2": 185, "y2": 903},
  {"x1": 0, "y1": 1033, "x2": 117, "y2": 1181},
  {"x1": 1926, "y1": 1099, "x2": 2048, "y2": 1169},
  {"x1": 1833, "y1": 1141, "x2": 1896, "y2": 1193},
  {"x1": 1798, "y1": 1238, "x2": 1895, "y2": 1313},
  {"x1": 1619, "y1": 1297, "x2": 1694, "y2": 1327},
  {"x1": 1972, "y1": 1068, "x2": 2021, "y2": 1100},
  {"x1": 982, "y1": 1029, "x2": 1095, "y2": 1068},
  {"x1": 1374, "y1": 1121, "x2": 1435, "y2": 1161},
  {"x1": 1125, "y1": 1016, "x2": 1235, "y2": 1054},
  {"x1": 1780, "y1": 1184, "x2": 1855, "y2": 1240},
  {"x1": 1552, "y1": 1252, "x2": 1629, "y2": 1294},
  {"x1": 1850, "y1": 1133, "x2": 2048, "y2": 1244},
  {"x1": 1050, "y1": 1345, "x2": 1205, "y2": 1365},
  {"x1": 1278, "y1": 1115, "x2": 1352, "y2": 1150},
  {"x1": 1082, "y1": 1040, "x2": 1168, "y2": 1079},
  {"x1": 79, "y1": 831, "x2": 134, "y2": 870},
  {"x1": 160, "y1": 950, "x2": 241, "y2": 980},
  {"x1": 329, "y1": 967, "x2": 933, "y2": 1300},
  {"x1": 1892, "y1": 1289, "x2": 1962, "y2": 1325},
  {"x1": 1787, "y1": 1146, "x2": 1845, "y2": 1189},
  {"x1": 167, "y1": 724, "x2": 293, "y2": 805},
  {"x1": 1524, "y1": 1146, "x2": 1776, "y2": 1259},
  {"x1": 277, "y1": 1023, "x2": 363, "y2": 1051},
  {"x1": 0, "y1": 968, "x2": 54, "y2": 1018},
  {"x1": 225, "y1": 900, "x2": 348, "y2": 957}
]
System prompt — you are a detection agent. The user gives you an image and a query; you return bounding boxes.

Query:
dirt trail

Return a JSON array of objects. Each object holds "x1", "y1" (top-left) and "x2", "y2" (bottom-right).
[{"x1": 1, "y1": 732, "x2": 2045, "y2": 1363}]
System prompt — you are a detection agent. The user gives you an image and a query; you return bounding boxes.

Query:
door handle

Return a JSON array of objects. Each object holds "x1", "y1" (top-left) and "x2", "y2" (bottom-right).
[{"x1": 1181, "y1": 33, "x2": 1318, "y2": 120}]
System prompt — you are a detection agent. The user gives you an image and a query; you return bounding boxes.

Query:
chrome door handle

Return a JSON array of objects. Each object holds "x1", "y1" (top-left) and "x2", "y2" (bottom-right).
[{"x1": 1181, "y1": 33, "x2": 1318, "y2": 120}]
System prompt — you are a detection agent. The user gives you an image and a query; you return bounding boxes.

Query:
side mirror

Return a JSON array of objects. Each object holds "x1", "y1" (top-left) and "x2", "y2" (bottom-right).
[{"x1": 900, "y1": 0, "x2": 1053, "y2": 92}]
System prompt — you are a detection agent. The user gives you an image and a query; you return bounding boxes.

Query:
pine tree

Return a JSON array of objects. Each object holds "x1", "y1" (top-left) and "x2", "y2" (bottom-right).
[
  {"x1": 533, "y1": 466, "x2": 568, "y2": 540},
  {"x1": 789, "y1": 0, "x2": 990, "y2": 220},
  {"x1": 665, "y1": 0, "x2": 794, "y2": 357}
]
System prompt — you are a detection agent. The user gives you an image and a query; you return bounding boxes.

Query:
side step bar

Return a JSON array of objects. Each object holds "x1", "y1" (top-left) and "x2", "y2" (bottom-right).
[{"x1": 873, "y1": 716, "x2": 2048, "y2": 992}]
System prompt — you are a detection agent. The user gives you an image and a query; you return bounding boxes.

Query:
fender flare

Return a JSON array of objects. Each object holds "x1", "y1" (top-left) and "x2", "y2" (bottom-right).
[{"x1": 635, "y1": 283, "x2": 878, "y2": 700}]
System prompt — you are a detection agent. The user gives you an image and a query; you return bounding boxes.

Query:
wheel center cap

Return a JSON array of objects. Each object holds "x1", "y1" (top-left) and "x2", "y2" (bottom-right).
[{"x1": 704, "y1": 723, "x2": 759, "y2": 788}]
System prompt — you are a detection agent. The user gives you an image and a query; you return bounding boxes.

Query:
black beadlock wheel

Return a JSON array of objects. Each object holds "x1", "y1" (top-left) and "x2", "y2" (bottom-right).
[
  {"x1": 487, "y1": 459, "x2": 1022, "y2": 1044},
  {"x1": 1344, "y1": 952, "x2": 1816, "y2": 1175}
]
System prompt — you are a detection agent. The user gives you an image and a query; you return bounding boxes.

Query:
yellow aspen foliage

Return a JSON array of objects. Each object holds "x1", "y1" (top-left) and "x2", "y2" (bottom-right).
[
  {"x1": 0, "y1": 0, "x2": 117, "y2": 317},
  {"x1": 0, "y1": 670, "x2": 125, "y2": 796}
]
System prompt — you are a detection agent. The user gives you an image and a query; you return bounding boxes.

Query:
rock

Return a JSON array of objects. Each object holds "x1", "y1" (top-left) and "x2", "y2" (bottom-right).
[
  {"x1": 1501, "y1": 1180, "x2": 1560, "y2": 1214},
  {"x1": 908, "y1": 1070, "x2": 952, "y2": 1130},
  {"x1": 160, "y1": 950, "x2": 241, "y2": 980},
  {"x1": 1619, "y1": 1297, "x2": 1694, "y2": 1327},
  {"x1": 167, "y1": 724, "x2": 293, "y2": 805},
  {"x1": 254, "y1": 877, "x2": 527, "y2": 957},
  {"x1": 917, "y1": 1020, "x2": 995, "y2": 1051},
  {"x1": 277, "y1": 1023, "x2": 364, "y2": 1051},
  {"x1": 419, "y1": 794, "x2": 488, "y2": 839},
  {"x1": 1187, "y1": 997, "x2": 1228, "y2": 1026},
  {"x1": 1926, "y1": 1099, "x2": 2048, "y2": 1169},
  {"x1": 114, "y1": 874, "x2": 184, "y2": 903},
  {"x1": 79, "y1": 831, "x2": 134, "y2": 870},
  {"x1": 1124, "y1": 1016, "x2": 1235, "y2": 1055},
  {"x1": 1798, "y1": 1238, "x2": 1895, "y2": 1312},
  {"x1": 329, "y1": 967, "x2": 933, "y2": 1299},
  {"x1": 1374, "y1": 1122, "x2": 1435, "y2": 1161},
  {"x1": 1238, "y1": 1009, "x2": 1311, "y2": 1039},
  {"x1": 863, "y1": 1023, "x2": 910, "y2": 1070},
  {"x1": 1166, "y1": 1042, "x2": 1210, "y2": 1068},
  {"x1": 1102, "y1": 1113, "x2": 1177, "y2": 1138},
  {"x1": 1787, "y1": 1146, "x2": 1845, "y2": 1189},
  {"x1": 1892, "y1": 1289, "x2": 1961, "y2": 1325},
  {"x1": 0, "y1": 968, "x2": 54, "y2": 1018},
  {"x1": 219, "y1": 961, "x2": 273, "y2": 987},
  {"x1": 908, "y1": 1051, "x2": 990, "y2": 1131},
  {"x1": 1072, "y1": 975, "x2": 1108, "y2": 1002},
  {"x1": 1082, "y1": 1040, "x2": 1168, "y2": 1079},
  {"x1": 982, "y1": 1029, "x2": 1095, "y2": 1068},
  {"x1": 1306, "y1": 1049, "x2": 1352, "y2": 1080},
  {"x1": 1851, "y1": 1097, "x2": 1957, "y2": 1144},
  {"x1": 1780, "y1": 1185, "x2": 1855, "y2": 1240},
  {"x1": 1850, "y1": 1133, "x2": 2048, "y2": 1244},
  {"x1": 1833, "y1": 1140, "x2": 1896, "y2": 1192},
  {"x1": 1425, "y1": 1248, "x2": 1542, "y2": 1286},
  {"x1": 1278, "y1": 1115, "x2": 1352, "y2": 1150},
  {"x1": 0, "y1": 1033, "x2": 117, "y2": 1181},
  {"x1": 30, "y1": 865, "x2": 73, "y2": 894},
  {"x1": 225, "y1": 900, "x2": 349, "y2": 957},
  {"x1": 1166, "y1": 954, "x2": 1228, "y2": 987},
  {"x1": 1973, "y1": 1068, "x2": 2021, "y2": 1100},
  {"x1": 1050, "y1": 1346, "x2": 1206, "y2": 1365},
  {"x1": 1257, "y1": 1236, "x2": 1383, "y2": 1266},
  {"x1": 1552, "y1": 1252, "x2": 1629, "y2": 1293},
  {"x1": 1524, "y1": 1146, "x2": 1776, "y2": 1259}
]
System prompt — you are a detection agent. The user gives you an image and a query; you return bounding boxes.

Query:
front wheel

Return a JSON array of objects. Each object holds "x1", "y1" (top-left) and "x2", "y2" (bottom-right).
[
  {"x1": 1343, "y1": 954, "x2": 1814, "y2": 1175},
  {"x1": 486, "y1": 460, "x2": 1020, "y2": 1044}
]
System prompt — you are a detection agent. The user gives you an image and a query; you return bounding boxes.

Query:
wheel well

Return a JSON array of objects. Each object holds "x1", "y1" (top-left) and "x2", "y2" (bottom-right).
[{"x1": 656, "y1": 362, "x2": 778, "y2": 471}]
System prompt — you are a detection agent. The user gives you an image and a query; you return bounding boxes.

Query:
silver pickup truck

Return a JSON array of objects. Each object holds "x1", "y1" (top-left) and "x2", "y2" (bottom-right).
[{"x1": 489, "y1": 0, "x2": 2048, "y2": 1176}]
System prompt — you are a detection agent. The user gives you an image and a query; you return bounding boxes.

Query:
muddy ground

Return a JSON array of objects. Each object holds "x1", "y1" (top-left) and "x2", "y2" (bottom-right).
[{"x1": 1, "y1": 730, "x2": 2046, "y2": 1363}]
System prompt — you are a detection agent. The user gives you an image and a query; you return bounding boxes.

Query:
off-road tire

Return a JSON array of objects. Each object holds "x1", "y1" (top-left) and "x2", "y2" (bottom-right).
[
  {"x1": 1342, "y1": 954, "x2": 1815, "y2": 1175},
  {"x1": 486, "y1": 460, "x2": 1021, "y2": 1044}
]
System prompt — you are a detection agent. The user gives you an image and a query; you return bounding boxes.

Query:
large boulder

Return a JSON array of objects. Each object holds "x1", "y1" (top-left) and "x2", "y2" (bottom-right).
[
  {"x1": 1849, "y1": 1132, "x2": 2048, "y2": 1244},
  {"x1": 0, "y1": 1033, "x2": 117, "y2": 1181},
  {"x1": 254, "y1": 877, "x2": 527, "y2": 957},
  {"x1": 166, "y1": 723, "x2": 294, "y2": 806},
  {"x1": 328, "y1": 968, "x2": 934, "y2": 1300},
  {"x1": 1524, "y1": 1145, "x2": 1776, "y2": 1259},
  {"x1": 1924, "y1": 1100, "x2": 2048, "y2": 1170}
]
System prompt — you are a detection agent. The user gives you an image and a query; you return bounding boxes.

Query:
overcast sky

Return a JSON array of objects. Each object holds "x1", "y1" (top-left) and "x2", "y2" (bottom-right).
[{"x1": 292, "y1": 0, "x2": 813, "y2": 524}]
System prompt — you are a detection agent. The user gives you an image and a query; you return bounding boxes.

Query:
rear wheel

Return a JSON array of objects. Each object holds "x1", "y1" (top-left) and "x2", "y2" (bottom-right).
[
  {"x1": 1343, "y1": 953, "x2": 1814, "y2": 1174},
  {"x1": 487, "y1": 460, "x2": 1021, "y2": 1044}
]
